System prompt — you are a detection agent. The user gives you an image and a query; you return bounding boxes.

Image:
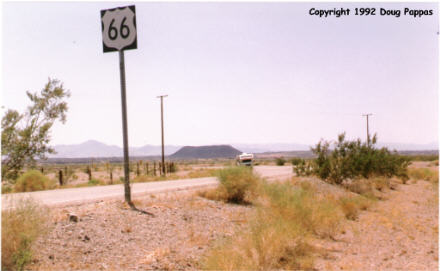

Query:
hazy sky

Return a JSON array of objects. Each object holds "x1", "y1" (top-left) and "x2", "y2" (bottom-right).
[{"x1": 2, "y1": 2, "x2": 439, "y2": 147}]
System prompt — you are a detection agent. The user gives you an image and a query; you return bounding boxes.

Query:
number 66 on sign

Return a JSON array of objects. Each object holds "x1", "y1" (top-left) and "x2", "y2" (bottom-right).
[{"x1": 101, "y1": 5, "x2": 137, "y2": 52}]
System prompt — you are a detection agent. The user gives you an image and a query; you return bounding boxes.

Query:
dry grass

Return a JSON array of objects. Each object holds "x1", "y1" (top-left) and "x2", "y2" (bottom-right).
[
  {"x1": 344, "y1": 178, "x2": 375, "y2": 197},
  {"x1": 203, "y1": 215, "x2": 315, "y2": 270},
  {"x1": 183, "y1": 168, "x2": 217, "y2": 179},
  {"x1": 197, "y1": 188, "x2": 227, "y2": 202},
  {"x1": 371, "y1": 177, "x2": 391, "y2": 192},
  {"x1": 338, "y1": 195, "x2": 372, "y2": 220},
  {"x1": 2, "y1": 197, "x2": 50, "y2": 271},
  {"x1": 408, "y1": 168, "x2": 439, "y2": 185},
  {"x1": 202, "y1": 180, "x2": 344, "y2": 270}
]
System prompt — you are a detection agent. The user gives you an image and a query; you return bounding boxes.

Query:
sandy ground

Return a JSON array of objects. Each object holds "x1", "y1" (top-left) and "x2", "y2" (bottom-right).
[{"x1": 314, "y1": 179, "x2": 438, "y2": 270}]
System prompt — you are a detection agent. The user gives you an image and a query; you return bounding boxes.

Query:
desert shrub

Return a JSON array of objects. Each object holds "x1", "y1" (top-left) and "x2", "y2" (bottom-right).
[
  {"x1": 169, "y1": 162, "x2": 178, "y2": 173},
  {"x1": 14, "y1": 170, "x2": 54, "y2": 192},
  {"x1": 293, "y1": 159, "x2": 313, "y2": 177},
  {"x1": 338, "y1": 196, "x2": 372, "y2": 220},
  {"x1": 311, "y1": 133, "x2": 409, "y2": 184},
  {"x1": 290, "y1": 157, "x2": 303, "y2": 166},
  {"x1": 2, "y1": 183, "x2": 13, "y2": 194},
  {"x1": 275, "y1": 157, "x2": 286, "y2": 166},
  {"x1": 216, "y1": 167, "x2": 261, "y2": 204},
  {"x1": 2, "y1": 197, "x2": 50, "y2": 271}
]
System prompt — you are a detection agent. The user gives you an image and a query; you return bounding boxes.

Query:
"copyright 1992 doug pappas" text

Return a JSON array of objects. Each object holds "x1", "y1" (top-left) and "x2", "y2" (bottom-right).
[{"x1": 309, "y1": 7, "x2": 433, "y2": 18}]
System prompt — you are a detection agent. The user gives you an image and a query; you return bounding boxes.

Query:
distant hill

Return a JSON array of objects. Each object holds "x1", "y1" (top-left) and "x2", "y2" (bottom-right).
[{"x1": 170, "y1": 145, "x2": 242, "y2": 159}]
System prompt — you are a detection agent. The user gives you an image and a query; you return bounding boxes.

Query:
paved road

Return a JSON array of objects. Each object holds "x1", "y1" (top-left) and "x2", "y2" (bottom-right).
[{"x1": 2, "y1": 165, "x2": 293, "y2": 209}]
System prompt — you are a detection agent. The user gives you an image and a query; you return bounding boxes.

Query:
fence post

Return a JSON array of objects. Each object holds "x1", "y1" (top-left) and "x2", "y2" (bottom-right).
[
  {"x1": 136, "y1": 162, "x2": 140, "y2": 177},
  {"x1": 58, "y1": 170, "x2": 63, "y2": 186},
  {"x1": 86, "y1": 165, "x2": 92, "y2": 181}
]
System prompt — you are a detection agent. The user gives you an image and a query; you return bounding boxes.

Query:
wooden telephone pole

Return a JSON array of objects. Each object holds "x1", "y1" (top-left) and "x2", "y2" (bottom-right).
[
  {"x1": 157, "y1": 95, "x2": 168, "y2": 175},
  {"x1": 362, "y1": 113, "x2": 373, "y2": 146}
]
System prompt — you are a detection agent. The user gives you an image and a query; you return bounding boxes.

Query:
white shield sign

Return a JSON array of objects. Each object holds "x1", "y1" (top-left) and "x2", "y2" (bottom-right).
[{"x1": 101, "y1": 5, "x2": 137, "y2": 52}]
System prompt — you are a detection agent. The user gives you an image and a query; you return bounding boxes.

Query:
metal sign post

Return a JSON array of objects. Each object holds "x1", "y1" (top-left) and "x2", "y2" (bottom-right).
[{"x1": 101, "y1": 5, "x2": 137, "y2": 204}]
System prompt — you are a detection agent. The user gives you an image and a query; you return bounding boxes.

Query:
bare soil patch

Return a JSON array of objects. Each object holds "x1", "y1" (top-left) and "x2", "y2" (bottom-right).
[{"x1": 314, "y1": 179, "x2": 438, "y2": 270}]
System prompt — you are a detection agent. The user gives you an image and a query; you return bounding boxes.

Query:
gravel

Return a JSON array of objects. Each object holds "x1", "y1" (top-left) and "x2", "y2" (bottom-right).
[{"x1": 28, "y1": 191, "x2": 252, "y2": 270}]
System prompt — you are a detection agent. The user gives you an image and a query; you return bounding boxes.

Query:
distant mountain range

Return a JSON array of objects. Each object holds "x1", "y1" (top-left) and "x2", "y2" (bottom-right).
[
  {"x1": 50, "y1": 140, "x2": 181, "y2": 158},
  {"x1": 49, "y1": 140, "x2": 438, "y2": 158}
]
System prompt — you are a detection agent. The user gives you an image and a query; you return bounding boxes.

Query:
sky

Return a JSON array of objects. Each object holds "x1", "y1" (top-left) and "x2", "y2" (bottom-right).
[{"x1": 2, "y1": 2, "x2": 439, "y2": 147}]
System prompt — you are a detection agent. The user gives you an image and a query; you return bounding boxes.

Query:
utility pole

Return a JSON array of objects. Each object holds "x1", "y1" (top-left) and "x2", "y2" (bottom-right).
[
  {"x1": 157, "y1": 95, "x2": 168, "y2": 175},
  {"x1": 362, "y1": 113, "x2": 372, "y2": 146}
]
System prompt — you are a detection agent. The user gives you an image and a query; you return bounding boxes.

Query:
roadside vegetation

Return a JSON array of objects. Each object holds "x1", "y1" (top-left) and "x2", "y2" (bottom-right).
[
  {"x1": 291, "y1": 133, "x2": 411, "y2": 195},
  {"x1": 2, "y1": 198, "x2": 50, "y2": 271},
  {"x1": 2, "y1": 165, "x2": 218, "y2": 193},
  {"x1": 199, "y1": 166, "x2": 376, "y2": 270},
  {"x1": 13, "y1": 170, "x2": 56, "y2": 192},
  {"x1": 275, "y1": 157, "x2": 286, "y2": 166},
  {"x1": 408, "y1": 167, "x2": 439, "y2": 184},
  {"x1": 200, "y1": 133, "x2": 433, "y2": 269}
]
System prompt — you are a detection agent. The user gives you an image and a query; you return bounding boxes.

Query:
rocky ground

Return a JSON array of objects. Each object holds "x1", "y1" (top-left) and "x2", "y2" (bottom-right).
[{"x1": 28, "y1": 191, "x2": 252, "y2": 270}]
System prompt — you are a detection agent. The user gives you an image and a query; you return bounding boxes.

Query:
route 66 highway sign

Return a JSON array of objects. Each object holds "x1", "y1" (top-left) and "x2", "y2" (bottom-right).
[{"x1": 101, "y1": 5, "x2": 137, "y2": 53}]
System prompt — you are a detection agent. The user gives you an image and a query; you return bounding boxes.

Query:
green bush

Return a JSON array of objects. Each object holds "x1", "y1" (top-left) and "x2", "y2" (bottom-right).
[
  {"x1": 275, "y1": 157, "x2": 286, "y2": 166},
  {"x1": 293, "y1": 159, "x2": 313, "y2": 177},
  {"x1": 311, "y1": 133, "x2": 409, "y2": 184},
  {"x1": 290, "y1": 158, "x2": 303, "y2": 166},
  {"x1": 14, "y1": 170, "x2": 54, "y2": 192},
  {"x1": 216, "y1": 167, "x2": 260, "y2": 204}
]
